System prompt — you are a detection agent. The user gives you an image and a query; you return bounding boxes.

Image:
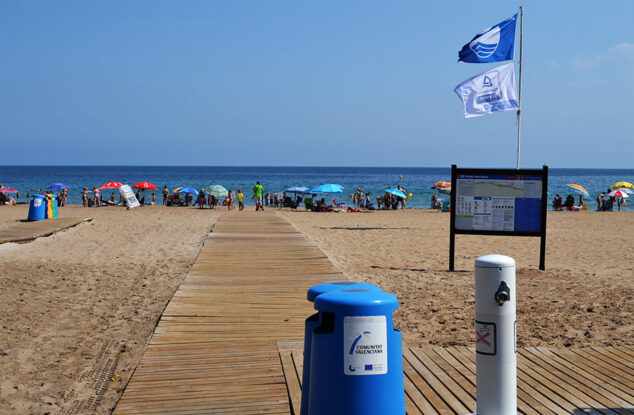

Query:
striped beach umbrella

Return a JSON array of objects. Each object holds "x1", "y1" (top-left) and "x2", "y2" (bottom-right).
[
  {"x1": 566, "y1": 183, "x2": 589, "y2": 197},
  {"x1": 206, "y1": 185, "x2": 228, "y2": 198}
]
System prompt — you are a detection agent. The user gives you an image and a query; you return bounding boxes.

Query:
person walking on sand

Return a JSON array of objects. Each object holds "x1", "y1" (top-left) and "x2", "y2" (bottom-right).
[
  {"x1": 82, "y1": 188, "x2": 89, "y2": 207},
  {"x1": 227, "y1": 190, "x2": 234, "y2": 210},
  {"x1": 237, "y1": 188, "x2": 244, "y2": 211},
  {"x1": 253, "y1": 181, "x2": 264, "y2": 211},
  {"x1": 162, "y1": 186, "x2": 169, "y2": 205}
]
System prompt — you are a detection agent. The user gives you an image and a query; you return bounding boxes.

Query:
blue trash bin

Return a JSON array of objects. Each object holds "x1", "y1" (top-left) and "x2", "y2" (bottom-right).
[
  {"x1": 301, "y1": 282, "x2": 382, "y2": 415},
  {"x1": 308, "y1": 289, "x2": 405, "y2": 415},
  {"x1": 28, "y1": 194, "x2": 46, "y2": 221}
]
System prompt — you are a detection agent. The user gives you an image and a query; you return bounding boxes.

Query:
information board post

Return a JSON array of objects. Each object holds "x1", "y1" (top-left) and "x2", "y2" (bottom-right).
[{"x1": 449, "y1": 165, "x2": 548, "y2": 271}]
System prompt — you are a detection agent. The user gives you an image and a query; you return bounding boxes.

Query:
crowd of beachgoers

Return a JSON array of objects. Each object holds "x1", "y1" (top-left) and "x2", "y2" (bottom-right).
[{"x1": 1, "y1": 180, "x2": 631, "y2": 212}]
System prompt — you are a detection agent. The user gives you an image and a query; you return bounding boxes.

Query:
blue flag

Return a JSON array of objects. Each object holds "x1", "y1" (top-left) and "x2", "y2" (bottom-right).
[{"x1": 458, "y1": 14, "x2": 517, "y2": 63}]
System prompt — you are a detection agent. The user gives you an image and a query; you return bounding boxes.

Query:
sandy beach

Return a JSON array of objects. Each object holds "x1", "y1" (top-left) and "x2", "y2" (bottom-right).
[{"x1": 0, "y1": 205, "x2": 632, "y2": 413}]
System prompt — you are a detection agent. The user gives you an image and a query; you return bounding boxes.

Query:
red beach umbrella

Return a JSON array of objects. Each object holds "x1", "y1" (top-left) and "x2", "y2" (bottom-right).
[
  {"x1": 132, "y1": 182, "x2": 157, "y2": 190},
  {"x1": 98, "y1": 181, "x2": 124, "y2": 190}
]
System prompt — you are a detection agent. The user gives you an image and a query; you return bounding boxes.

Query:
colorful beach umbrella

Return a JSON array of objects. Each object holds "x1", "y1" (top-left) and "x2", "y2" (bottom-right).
[
  {"x1": 177, "y1": 187, "x2": 199, "y2": 195},
  {"x1": 132, "y1": 182, "x2": 157, "y2": 190},
  {"x1": 99, "y1": 181, "x2": 124, "y2": 190},
  {"x1": 46, "y1": 183, "x2": 69, "y2": 190},
  {"x1": 438, "y1": 187, "x2": 451, "y2": 195},
  {"x1": 309, "y1": 184, "x2": 343, "y2": 194},
  {"x1": 566, "y1": 184, "x2": 589, "y2": 197},
  {"x1": 608, "y1": 190, "x2": 629, "y2": 198},
  {"x1": 0, "y1": 187, "x2": 18, "y2": 193},
  {"x1": 385, "y1": 188, "x2": 407, "y2": 198},
  {"x1": 206, "y1": 185, "x2": 228, "y2": 198},
  {"x1": 431, "y1": 181, "x2": 451, "y2": 189},
  {"x1": 611, "y1": 181, "x2": 633, "y2": 189}
]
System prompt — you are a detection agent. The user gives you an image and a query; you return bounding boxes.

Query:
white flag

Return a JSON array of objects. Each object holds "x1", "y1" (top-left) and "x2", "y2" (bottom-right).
[{"x1": 454, "y1": 62, "x2": 518, "y2": 118}]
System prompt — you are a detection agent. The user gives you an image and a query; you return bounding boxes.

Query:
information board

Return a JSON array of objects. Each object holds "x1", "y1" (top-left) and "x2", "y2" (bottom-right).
[
  {"x1": 455, "y1": 173, "x2": 542, "y2": 233},
  {"x1": 119, "y1": 185, "x2": 140, "y2": 209},
  {"x1": 449, "y1": 165, "x2": 548, "y2": 271}
]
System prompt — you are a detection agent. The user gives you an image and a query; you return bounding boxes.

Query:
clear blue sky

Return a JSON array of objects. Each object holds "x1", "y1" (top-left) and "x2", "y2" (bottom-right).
[{"x1": 1, "y1": 0, "x2": 632, "y2": 168}]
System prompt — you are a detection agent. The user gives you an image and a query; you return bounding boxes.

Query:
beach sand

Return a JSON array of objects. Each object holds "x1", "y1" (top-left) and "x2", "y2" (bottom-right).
[
  {"x1": 278, "y1": 209, "x2": 634, "y2": 349},
  {"x1": 0, "y1": 205, "x2": 632, "y2": 413},
  {"x1": 0, "y1": 205, "x2": 222, "y2": 414}
]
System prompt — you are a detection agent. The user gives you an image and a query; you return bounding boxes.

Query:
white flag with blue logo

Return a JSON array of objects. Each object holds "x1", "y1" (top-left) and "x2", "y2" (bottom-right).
[
  {"x1": 454, "y1": 62, "x2": 518, "y2": 118},
  {"x1": 458, "y1": 14, "x2": 517, "y2": 63}
]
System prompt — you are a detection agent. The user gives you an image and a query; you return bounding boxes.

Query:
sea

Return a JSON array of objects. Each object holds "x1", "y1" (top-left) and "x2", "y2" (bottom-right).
[{"x1": 1, "y1": 166, "x2": 632, "y2": 211}]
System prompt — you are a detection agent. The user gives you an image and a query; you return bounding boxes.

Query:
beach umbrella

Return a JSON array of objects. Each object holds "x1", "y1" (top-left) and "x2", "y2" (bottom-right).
[
  {"x1": 438, "y1": 187, "x2": 452, "y2": 195},
  {"x1": 608, "y1": 190, "x2": 629, "y2": 198},
  {"x1": 172, "y1": 187, "x2": 183, "y2": 193},
  {"x1": 611, "y1": 181, "x2": 633, "y2": 189},
  {"x1": 566, "y1": 184, "x2": 589, "y2": 197},
  {"x1": 99, "y1": 181, "x2": 124, "y2": 190},
  {"x1": 309, "y1": 184, "x2": 343, "y2": 194},
  {"x1": 285, "y1": 186, "x2": 308, "y2": 193},
  {"x1": 206, "y1": 185, "x2": 228, "y2": 198},
  {"x1": 385, "y1": 188, "x2": 407, "y2": 198},
  {"x1": 177, "y1": 187, "x2": 199, "y2": 195},
  {"x1": 0, "y1": 187, "x2": 18, "y2": 193},
  {"x1": 431, "y1": 181, "x2": 451, "y2": 189},
  {"x1": 132, "y1": 182, "x2": 157, "y2": 190},
  {"x1": 46, "y1": 183, "x2": 69, "y2": 190}
]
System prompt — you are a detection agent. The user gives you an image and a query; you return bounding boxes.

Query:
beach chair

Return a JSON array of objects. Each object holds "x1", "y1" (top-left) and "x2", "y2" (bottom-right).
[
  {"x1": 304, "y1": 198, "x2": 314, "y2": 211},
  {"x1": 333, "y1": 199, "x2": 346, "y2": 209}
]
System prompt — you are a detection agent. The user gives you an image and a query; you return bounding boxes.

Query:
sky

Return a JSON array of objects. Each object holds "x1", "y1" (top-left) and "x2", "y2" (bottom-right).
[{"x1": 1, "y1": 0, "x2": 633, "y2": 168}]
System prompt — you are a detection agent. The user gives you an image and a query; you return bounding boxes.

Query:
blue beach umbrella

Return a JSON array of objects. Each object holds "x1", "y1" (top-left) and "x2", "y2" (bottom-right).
[
  {"x1": 309, "y1": 184, "x2": 343, "y2": 194},
  {"x1": 385, "y1": 188, "x2": 407, "y2": 198},
  {"x1": 177, "y1": 187, "x2": 199, "y2": 195},
  {"x1": 46, "y1": 183, "x2": 70, "y2": 190},
  {"x1": 206, "y1": 185, "x2": 228, "y2": 198}
]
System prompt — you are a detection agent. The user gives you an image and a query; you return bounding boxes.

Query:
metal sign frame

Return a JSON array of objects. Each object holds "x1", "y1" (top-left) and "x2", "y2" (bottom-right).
[{"x1": 449, "y1": 164, "x2": 548, "y2": 271}]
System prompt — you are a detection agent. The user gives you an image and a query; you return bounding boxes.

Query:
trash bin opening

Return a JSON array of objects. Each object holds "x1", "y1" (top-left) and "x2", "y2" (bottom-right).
[
  {"x1": 341, "y1": 289, "x2": 371, "y2": 292},
  {"x1": 332, "y1": 281, "x2": 357, "y2": 285},
  {"x1": 314, "y1": 312, "x2": 335, "y2": 334}
]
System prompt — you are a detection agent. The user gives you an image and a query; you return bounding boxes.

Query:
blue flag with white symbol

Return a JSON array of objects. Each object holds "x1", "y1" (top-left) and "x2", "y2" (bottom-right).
[{"x1": 458, "y1": 14, "x2": 517, "y2": 63}]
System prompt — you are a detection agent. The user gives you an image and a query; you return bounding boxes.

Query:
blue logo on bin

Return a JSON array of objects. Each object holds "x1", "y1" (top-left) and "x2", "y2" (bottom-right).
[
  {"x1": 349, "y1": 331, "x2": 372, "y2": 355},
  {"x1": 365, "y1": 364, "x2": 373, "y2": 371}
]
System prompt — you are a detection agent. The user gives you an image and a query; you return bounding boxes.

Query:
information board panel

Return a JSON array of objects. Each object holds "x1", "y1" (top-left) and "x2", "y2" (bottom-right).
[
  {"x1": 455, "y1": 173, "x2": 542, "y2": 233},
  {"x1": 449, "y1": 165, "x2": 548, "y2": 271}
]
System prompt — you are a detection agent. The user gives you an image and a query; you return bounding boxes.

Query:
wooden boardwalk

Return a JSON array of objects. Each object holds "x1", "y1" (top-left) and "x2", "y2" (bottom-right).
[
  {"x1": 115, "y1": 211, "x2": 634, "y2": 414},
  {"x1": 114, "y1": 212, "x2": 342, "y2": 414},
  {"x1": 280, "y1": 340, "x2": 634, "y2": 415},
  {"x1": 0, "y1": 217, "x2": 89, "y2": 243}
]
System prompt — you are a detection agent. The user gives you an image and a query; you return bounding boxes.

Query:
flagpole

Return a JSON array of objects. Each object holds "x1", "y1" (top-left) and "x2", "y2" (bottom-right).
[{"x1": 516, "y1": 5, "x2": 524, "y2": 169}]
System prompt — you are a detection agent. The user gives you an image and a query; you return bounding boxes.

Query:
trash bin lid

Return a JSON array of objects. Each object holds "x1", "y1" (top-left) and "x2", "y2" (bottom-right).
[
  {"x1": 32, "y1": 194, "x2": 46, "y2": 199},
  {"x1": 315, "y1": 289, "x2": 398, "y2": 315},
  {"x1": 475, "y1": 254, "x2": 515, "y2": 269},
  {"x1": 307, "y1": 281, "x2": 382, "y2": 302}
]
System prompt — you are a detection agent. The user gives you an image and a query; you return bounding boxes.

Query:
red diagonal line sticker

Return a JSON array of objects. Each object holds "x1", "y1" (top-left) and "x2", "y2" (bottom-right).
[{"x1": 476, "y1": 331, "x2": 491, "y2": 346}]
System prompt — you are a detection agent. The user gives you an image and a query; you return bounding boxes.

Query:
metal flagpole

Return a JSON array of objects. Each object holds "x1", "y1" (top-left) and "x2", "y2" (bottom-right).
[{"x1": 516, "y1": 5, "x2": 524, "y2": 169}]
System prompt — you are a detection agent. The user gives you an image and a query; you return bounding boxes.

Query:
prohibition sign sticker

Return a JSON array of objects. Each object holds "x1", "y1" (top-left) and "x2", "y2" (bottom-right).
[{"x1": 475, "y1": 321, "x2": 496, "y2": 355}]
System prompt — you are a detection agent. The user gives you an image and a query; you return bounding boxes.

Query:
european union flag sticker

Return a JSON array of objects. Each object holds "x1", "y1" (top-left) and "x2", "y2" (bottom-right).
[{"x1": 365, "y1": 364, "x2": 373, "y2": 371}]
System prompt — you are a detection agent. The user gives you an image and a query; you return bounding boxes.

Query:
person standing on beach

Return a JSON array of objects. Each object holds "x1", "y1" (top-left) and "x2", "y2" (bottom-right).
[
  {"x1": 253, "y1": 181, "x2": 264, "y2": 211},
  {"x1": 162, "y1": 186, "x2": 169, "y2": 205},
  {"x1": 237, "y1": 189, "x2": 244, "y2": 211},
  {"x1": 93, "y1": 187, "x2": 100, "y2": 207}
]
